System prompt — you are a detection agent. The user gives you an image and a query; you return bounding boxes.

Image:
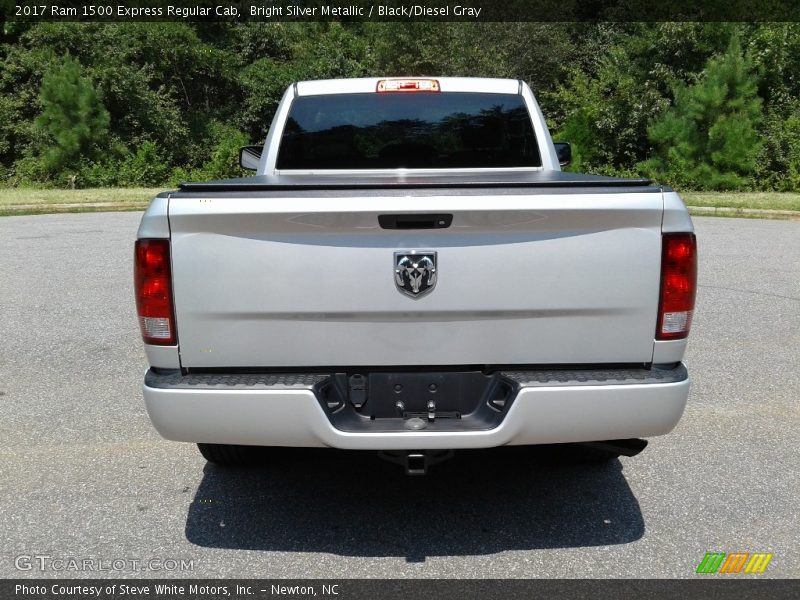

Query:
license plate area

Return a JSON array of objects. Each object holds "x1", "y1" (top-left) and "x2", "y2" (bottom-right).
[{"x1": 317, "y1": 370, "x2": 518, "y2": 433}]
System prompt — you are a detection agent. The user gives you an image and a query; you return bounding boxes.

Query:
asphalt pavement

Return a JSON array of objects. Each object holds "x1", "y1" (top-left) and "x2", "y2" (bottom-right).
[{"x1": 0, "y1": 212, "x2": 797, "y2": 578}]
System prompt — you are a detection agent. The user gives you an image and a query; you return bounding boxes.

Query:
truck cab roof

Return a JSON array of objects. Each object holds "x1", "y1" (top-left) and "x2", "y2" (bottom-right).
[{"x1": 294, "y1": 77, "x2": 523, "y2": 96}]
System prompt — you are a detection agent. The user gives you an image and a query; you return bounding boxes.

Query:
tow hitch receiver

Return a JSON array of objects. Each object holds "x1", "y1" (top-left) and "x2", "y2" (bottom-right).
[{"x1": 378, "y1": 450, "x2": 455, "y2": 475}]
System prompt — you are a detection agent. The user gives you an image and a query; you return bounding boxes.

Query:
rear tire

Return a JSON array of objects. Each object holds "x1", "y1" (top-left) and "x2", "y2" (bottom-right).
[{"x1": 197, "y1": 443, "x2": 264, "y2": 466}]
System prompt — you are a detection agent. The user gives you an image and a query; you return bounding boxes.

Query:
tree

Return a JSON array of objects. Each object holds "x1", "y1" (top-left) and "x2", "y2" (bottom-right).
[
  {"x1": 34, "y1": 54, "x2": 109, "y2": 174},
  {"x1": 550, "y1": 45, "x2": 669, "y2": 174},
  {"x1": 1, "y1": 22, "x2": 797, "y2": 189},
  {"x1": 644, "y1": 35, "x2": 762, "y2": 189}
]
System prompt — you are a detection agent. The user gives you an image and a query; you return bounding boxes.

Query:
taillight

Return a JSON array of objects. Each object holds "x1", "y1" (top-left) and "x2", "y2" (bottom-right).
[
  {"x1": 134, "y1": 239, "x2": 176, "y2": 345},
  {"x1": 657, "y1": 233, "x2": 697, "y2": 340}
]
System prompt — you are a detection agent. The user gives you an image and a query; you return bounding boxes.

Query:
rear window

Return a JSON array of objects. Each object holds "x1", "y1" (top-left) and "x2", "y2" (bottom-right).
[{"x1": 276, "y1": 92, "x2": 541, "y2": 170}]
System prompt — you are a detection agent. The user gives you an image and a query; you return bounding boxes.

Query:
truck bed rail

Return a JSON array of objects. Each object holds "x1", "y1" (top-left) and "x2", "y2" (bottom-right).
[{"x1": 177, "y1": 171, "x2": 655, "y2": 193}]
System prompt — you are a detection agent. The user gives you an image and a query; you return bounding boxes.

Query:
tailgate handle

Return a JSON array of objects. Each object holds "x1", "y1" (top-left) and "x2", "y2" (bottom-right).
[{"x1": 378, "y1": 214, "x2": 452, "y2": 230}]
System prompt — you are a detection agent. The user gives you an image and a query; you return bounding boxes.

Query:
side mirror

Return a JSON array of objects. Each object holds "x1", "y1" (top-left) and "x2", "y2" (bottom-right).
[
  {"x1": 553, "y1": 142, "x2": 571, "y2": 167},
  {"x1": 239, "y1": 145, "x2": 263, "y2": 170}
]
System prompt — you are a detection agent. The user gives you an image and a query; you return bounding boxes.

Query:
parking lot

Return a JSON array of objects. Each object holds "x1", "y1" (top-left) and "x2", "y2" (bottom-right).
[{"x1": 0, "y1": 212, "x2": 797, "y2": 578}]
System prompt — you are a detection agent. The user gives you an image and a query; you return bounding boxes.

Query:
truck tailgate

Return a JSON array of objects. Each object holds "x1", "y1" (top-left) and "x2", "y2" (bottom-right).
[{"x1": 168, "y1": 189, "x2": 663, "y2": 368}]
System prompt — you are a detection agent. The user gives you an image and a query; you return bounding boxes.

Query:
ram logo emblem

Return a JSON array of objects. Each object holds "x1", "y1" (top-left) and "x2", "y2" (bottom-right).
[{"x1": 394, "y1": 251, "x2": 437, "y2": 298}]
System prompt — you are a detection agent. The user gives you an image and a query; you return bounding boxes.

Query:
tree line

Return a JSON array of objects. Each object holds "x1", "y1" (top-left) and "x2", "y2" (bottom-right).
[{"x1": 1, "y1": 22, "x2": 798, "y2": 190}]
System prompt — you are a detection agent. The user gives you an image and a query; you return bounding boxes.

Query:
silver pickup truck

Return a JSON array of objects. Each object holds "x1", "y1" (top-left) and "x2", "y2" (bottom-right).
[{"x1": 135, "y1": 77, "x2": 697, "y2": 474}]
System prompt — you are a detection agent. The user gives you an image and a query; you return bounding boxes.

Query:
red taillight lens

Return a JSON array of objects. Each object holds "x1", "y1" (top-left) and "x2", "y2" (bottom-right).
[
  {"x1": 134, "y1": 239, "x2": 176, "y2": 345},
  {"x1": 657, "y1": 233, "x2": 697, "y2": 340}
]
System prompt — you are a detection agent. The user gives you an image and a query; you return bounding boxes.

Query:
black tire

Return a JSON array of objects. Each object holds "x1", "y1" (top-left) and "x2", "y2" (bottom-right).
[{"x1": 197, "y1": 443, "x2": 264, "y2": 466}]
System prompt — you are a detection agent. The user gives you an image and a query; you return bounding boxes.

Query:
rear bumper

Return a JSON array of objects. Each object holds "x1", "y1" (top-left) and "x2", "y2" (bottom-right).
[{"x1": 142, "y1": 365, "x2": 690, "y2": 450}]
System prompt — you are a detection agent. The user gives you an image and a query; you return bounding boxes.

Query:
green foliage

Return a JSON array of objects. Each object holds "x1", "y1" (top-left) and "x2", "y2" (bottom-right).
[
  {"x1": 366, "y1": 22, "x2": 574, "y2": 93},
  {"x1": 545, "y1": 23, "x2": 739, "y2": 176},
  {"x1": 11, "y1": 154, "x2": 51, "y2": 186},
  {"x1": 73, "y1": 161, "x2": 118, "y2": 188},
  {"x1": 0, "y1": 93, "x2": 14, "y2": 158},
  {"x1": 644, "y1": 36, "x2": 763, "y2": 190},
  {"x1": 294, "y1": 23, "x2": 375, "y2": 79},
  {"x1": 34, "y1": 54, "x2": 110, "y2": 175},
  {"x1": 756, "y1": 102, "x2": 800, "y2": 191},
  {"x1": 747, "y1": 23, "x2": 800, "y2": 108},
  {"x1": 194, "y1": 123, "x2": 249, "y2": 181},
  {"x1": 238, "y1": 58, "x2": 303, "y2": 141},
  {"x1": 0, "y1": 22, "x2": 798, "y2": 190},
  {"x1": 171, "y1": 122, "x2": 249, "y2": 184},
  {"x1": 550, "y1": 47, "x2": 669, "y2": 175},
  {"x1": 117, "y1": 141, "x2": 171, "y2": 187}
]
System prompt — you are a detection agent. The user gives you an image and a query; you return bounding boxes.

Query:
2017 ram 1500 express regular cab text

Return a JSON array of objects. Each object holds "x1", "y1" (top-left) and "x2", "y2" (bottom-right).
[{"x1": 135, "y1": 77, "x2": 697, "y2": 474}]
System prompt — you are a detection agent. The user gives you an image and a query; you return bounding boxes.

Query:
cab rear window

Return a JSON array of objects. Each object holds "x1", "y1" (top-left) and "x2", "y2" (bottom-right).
[{"x1": 276, "y1": 92, "x2": 541, "y2": 170}]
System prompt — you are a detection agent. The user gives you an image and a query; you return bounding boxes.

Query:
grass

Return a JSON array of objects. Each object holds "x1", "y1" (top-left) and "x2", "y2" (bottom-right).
[
  {"x1": 0, "y1": 188, "x2": 163, "y2": 216},
  {"x1": 1, "y1": 188, "x2": 799, "y2": 218},
  {"x1": 681, "y1": 191, "x2": 800, "y2": 212}
]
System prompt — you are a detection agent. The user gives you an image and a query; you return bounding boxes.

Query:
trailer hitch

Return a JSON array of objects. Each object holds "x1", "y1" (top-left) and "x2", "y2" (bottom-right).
[{"x1": 378, "y1": 449, "x2": 455, "y2": 475}]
